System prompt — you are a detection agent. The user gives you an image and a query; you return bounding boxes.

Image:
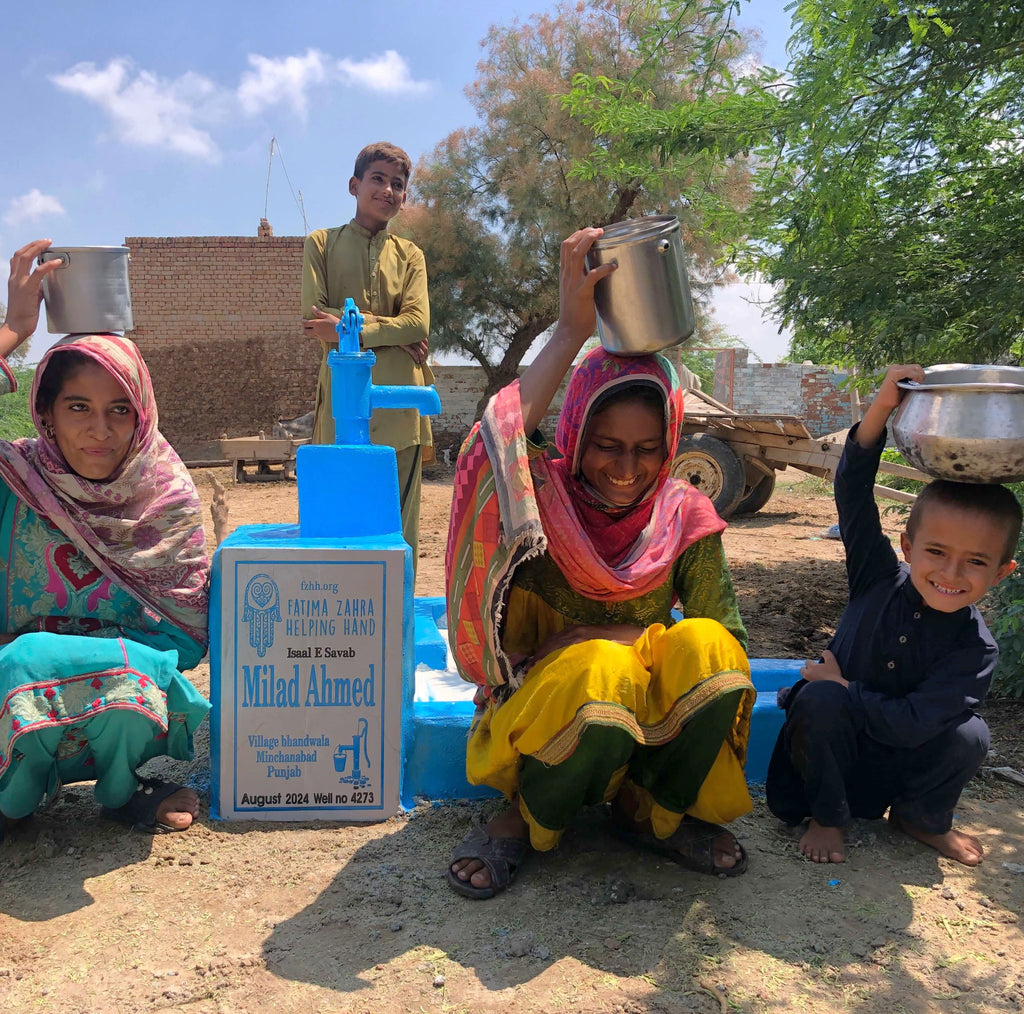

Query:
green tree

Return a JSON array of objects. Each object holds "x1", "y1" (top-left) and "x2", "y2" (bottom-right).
[
  {"x1": 404, "y1": 0, "x2": 763, "y2": 414},
  {"x1": 750, "y1": 1, "x2": 1024, "y2": 368}
]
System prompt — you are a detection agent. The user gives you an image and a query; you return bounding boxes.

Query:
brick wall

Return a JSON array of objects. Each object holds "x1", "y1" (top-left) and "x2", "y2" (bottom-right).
[
  {"x1": 713, "y1": 349, "x2": 854, "y2": 437},
  {"x1": 429, "y1": 366, "x2": 570, "y2": 462},
  {"x1": 126, "y1": 231, "x2": 317, "y2": 459}
]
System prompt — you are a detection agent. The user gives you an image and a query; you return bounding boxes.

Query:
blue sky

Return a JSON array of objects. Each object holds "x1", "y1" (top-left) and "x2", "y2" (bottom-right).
[{"x1": 1, "y1": 0, "x2": 795, "y2": 363}]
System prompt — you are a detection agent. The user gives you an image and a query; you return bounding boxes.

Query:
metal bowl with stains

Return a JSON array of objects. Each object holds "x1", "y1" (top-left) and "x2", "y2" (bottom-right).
[{"x1": 893, "y1": 364, "x2": 1024, "y2": 483}]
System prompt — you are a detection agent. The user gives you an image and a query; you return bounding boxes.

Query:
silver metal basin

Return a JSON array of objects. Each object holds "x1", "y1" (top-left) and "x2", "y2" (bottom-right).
[{"x1": 893, "y1": 364, "x2": 1024, "y2": 483}]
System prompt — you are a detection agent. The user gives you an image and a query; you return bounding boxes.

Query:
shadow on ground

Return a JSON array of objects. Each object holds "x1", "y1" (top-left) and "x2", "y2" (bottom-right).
[{"x1": 258, "y1": 798, "x2": 993, "y2": 1010}]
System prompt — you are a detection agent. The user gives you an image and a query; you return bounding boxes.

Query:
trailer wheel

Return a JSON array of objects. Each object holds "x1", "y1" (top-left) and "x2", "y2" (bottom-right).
[
  {"x1": 671, "y1": 434, "x2": 745, "y2": 517},
  {"x1": 733, "y1": 471, "x2": 777, "y2": 515}
]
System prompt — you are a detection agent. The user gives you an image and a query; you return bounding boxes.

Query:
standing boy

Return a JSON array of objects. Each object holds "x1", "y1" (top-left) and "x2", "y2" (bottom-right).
[
  {"x1": 301, "y1": 141, "x2": 432, "y2": 574},
  {"x1": 766, "y1": 364, "x2": 1020, "y2": 866}
]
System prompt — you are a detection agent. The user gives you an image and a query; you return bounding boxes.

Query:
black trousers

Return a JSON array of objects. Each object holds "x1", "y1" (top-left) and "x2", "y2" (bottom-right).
[{"x1": 765, "y1": 680, "x2": 988, "y2": 835}]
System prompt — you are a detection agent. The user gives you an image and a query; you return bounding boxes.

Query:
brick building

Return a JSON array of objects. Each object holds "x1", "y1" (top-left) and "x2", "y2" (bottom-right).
[
  {"x1": 713, "y1": 349, "x2": 856, "y2": 437},
  {"x1": 126, "y1": 221, "x2": 316, "y2": 459}
]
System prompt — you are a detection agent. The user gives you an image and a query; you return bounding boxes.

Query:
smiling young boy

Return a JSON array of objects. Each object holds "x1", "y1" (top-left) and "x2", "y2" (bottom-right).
[
  {"x1": 301, "y1": 141, "x2": 432, "y2": 574},
  {"x1": 766, "y1": 364, "x2": 1021, "y2": 867}
]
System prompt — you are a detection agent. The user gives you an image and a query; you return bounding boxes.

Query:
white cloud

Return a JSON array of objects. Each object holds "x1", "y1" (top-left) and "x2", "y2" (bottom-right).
[
  {"x1": 336, "y1": 50, "x2": 432, "y2": 95},
  {"x1": 49, "y1": 49, "x2": 431, "y2": 160},
  {"x1": 3, "y1": 189, "x2": 67, "y2": 228},
  {"x1": 238, "y1": 49, "x2": 329, "y2": 117},
  {"x1": 50, "y1": 58, "x2": 224, "y2": 162}
]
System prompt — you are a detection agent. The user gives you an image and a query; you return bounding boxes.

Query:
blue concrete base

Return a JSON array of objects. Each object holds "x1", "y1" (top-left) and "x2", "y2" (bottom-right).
[{"x1": 405, "y1": 597, "x2": 800, "y2": 805}]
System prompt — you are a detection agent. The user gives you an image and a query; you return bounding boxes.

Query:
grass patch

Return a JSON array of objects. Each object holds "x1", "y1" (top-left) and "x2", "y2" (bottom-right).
[
  {"x1": 781, "y1": 473, "x2": 834, "y2": 497},
  {"x1": 0, "y1": 367, "x2": 36, "y2": 440}
]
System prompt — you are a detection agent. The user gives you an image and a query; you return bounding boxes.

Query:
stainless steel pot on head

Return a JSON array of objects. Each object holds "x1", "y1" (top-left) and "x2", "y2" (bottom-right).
[
  {"x1": 586, "y1": 216, "x2": 695, "y2": 356},
  {"x1": 38, "y1": 246, "x2": 133, "y2": 334},
  {"x1": 892, "y1": 364, "x2": 1024, "y2": 483}
]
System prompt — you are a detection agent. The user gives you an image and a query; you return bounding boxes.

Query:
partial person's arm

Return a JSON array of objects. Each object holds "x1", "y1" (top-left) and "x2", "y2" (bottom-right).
[
  {"x1": 518, "y1": 228, "x2": 615, "y2": 435},
  {"x1": 834, "y1": 429, "x2": 901, "y2": 596},
  {"x1": 359, "y1": 245, "x2": 430, "y2": 350},
  {"x1": 853, "y1": 364, "x2": 925, "y2": 449},
  {"x1": 674, "y1": 534, "x2": 748, "y2": 651},
  {"x1": 300, "y1": 232, "x2": 342, "y2": 343},
  {"x1": 523, "y1": 621, "x2": 648, "y2": 665},
  {"x1": 835, "y1": 365, "x2": 923, "y2": 597},
  {"x1": 88, "y1": 620, "x2": 206, "y2": 672},
  {"x1": 1, "y1": 239, "x2": 62, "y2": 383},
  {"x1": 846, "y1": 642, "x2": 995, "y2": 748}
]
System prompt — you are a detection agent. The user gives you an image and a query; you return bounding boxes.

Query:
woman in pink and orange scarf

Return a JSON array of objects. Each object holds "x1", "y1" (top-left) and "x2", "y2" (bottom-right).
[
  {"x1": 0, "y1": 240, "x2": 210, "y2": 841},
  {"x1": 445, "y1": 228, "x2": 756, "y2": 899}
]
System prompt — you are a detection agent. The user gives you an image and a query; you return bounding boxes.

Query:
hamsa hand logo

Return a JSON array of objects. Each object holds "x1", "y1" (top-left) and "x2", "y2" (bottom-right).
[{"x1": 242, "y1": 573, "x2": 281, "y2": 657}]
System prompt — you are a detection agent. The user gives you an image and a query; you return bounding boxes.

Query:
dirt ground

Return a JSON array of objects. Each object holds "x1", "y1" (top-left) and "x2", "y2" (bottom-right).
[{"x1": 2, "y1": 467, "x2": 1023, "y2": 1014}]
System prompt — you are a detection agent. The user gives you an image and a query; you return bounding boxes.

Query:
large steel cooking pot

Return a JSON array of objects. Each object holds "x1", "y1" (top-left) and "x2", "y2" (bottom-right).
[
  {"x1": 38, "y1": 246, "x2": 133, "y2": 334},
  {"x1": 893, "y1": 364, "x2": 1024, "y2": 483},
  {"x1": 586, "y1": 216, "x2": 695, "y2": 356}
]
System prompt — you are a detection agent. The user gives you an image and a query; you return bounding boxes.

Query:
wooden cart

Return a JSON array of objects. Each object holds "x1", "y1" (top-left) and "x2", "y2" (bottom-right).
[
  {"x1": 218, "y1": 436, "x2": 308, "y2": 484},
  {"x1": 675, "y1": 388, "x2": 927, "y2": 518}
]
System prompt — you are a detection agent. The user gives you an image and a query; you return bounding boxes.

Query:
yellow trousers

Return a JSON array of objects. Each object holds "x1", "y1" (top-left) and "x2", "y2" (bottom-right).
[{"x1": 466, "y1": 618, "x2": 756, "y2": 851}]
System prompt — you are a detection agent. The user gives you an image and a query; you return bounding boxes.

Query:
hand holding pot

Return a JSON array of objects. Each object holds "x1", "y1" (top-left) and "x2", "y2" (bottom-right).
[
  {"x1": 554, "y1": 227, "x2": 616, "y2": 350},
  {"x1": 874, "y1": 364, "x2": 926, "y2": 416},
  {"x1": 1, "y1": 239, "x2": 62, "y2": 357},
  {"x1": 855, "y1": 363, "x2": 925, "y2": 449},
  {"x1": 517, "y1": 228, "x2": 615, "y2": 436}
]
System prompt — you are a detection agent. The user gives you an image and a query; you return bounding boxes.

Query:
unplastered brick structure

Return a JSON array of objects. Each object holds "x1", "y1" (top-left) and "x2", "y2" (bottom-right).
[
  {"x1": 126, "y1": 224, "x2": 316, "y2": 459},
  {"x1": 713, "y1": 349, "x2": 855, "y2": 437},
  {"x1": 429, "y1": 367, "x2": 570, "y2": 462}
]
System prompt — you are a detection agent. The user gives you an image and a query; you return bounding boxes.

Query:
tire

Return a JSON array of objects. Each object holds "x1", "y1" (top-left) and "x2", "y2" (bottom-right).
[
  {"x1": 670, "y1": 433, "x2": 746, "y2": 517},
  {"x1": 733, "y1": 470, "x2": 777, "y2": 515}
]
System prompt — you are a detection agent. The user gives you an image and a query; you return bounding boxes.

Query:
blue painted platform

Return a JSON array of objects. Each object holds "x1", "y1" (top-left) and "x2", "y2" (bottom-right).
[{"x1": 404, "y1": 597, "x2": 799, "y2": 807}]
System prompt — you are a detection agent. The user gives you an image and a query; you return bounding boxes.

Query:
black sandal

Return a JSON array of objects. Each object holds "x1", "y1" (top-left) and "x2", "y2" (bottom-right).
[
  {"x1": 613, "y1": 814, "x2": 748, "y2": 877},
  {"x1": 446, "y1": 825, "x2": 530, "y2": 900},
  {"x1": 100, "y1": 776, "x2": 194, "y2": 834}
]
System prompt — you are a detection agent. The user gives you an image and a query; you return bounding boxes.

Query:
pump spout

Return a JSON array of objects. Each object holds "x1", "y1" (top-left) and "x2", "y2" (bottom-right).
[{"x1": 370, "y1": 384, "x2": 442, "y2": 416}]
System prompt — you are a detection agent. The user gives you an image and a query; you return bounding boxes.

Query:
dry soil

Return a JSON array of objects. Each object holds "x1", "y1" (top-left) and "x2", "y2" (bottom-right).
[{"x1": 1, "y1": 468, "x2": 1022, "y2": 1014}]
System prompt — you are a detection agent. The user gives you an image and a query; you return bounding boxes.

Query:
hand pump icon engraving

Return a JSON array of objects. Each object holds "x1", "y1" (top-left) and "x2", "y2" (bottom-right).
[{"x1": 334, "y1": 717, "x2": 371, "y2": 788}]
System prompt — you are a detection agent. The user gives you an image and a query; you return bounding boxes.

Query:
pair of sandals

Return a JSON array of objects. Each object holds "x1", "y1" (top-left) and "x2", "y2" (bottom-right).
[{"x1": 446, "y1": 814, "x2": 748, "y2": 900}]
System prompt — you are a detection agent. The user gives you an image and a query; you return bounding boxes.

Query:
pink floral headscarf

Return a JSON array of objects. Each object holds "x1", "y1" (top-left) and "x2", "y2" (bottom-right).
[
  {"x1": 533, "y1": 347, "x2": 725, "y2": 594},
  {"x1": 0, "y1": 333, "x2": 209, "y2": 648}
]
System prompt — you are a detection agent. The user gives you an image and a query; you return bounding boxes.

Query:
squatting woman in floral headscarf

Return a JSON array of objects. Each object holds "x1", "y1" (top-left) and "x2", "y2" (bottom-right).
[
  {"x1": 0, "y1": 239, "x2": 210, "y2": 841},
  {"x1": 444, "y1": 228, "x2": 756, "y2": 899}
]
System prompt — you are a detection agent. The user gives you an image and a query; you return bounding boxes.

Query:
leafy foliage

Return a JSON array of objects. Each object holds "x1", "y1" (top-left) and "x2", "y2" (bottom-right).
[
  {"x1": 405, "y1": 0, "x2": 764, "y2": 415},
  {"x1": 878, "y1": 447, "x2": 926, "y2": 494},
  {"x1": 750, "y1": 1, "x2": 1024, "y2": 369},
  {"x1": 0, "y1": 367, "x2": 37, "y2": 440},
  {"x1": 988, "y1": 483, "x2": 1024, "y2": 698}
]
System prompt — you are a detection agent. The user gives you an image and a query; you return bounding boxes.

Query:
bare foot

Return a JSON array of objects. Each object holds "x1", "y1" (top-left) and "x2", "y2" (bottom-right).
[
  {"x1": 155, "y1": 787, "x2": 200, "y2": 831},
  {"x1": 450, "y1": 805, "x2": 530, "y2": 891},
  {"x1": 799, "y1": 818, "x2": 845, "y2": 863},
  {"x1": 889, "y1": 813, "x2": 984, "y2": 866}
]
